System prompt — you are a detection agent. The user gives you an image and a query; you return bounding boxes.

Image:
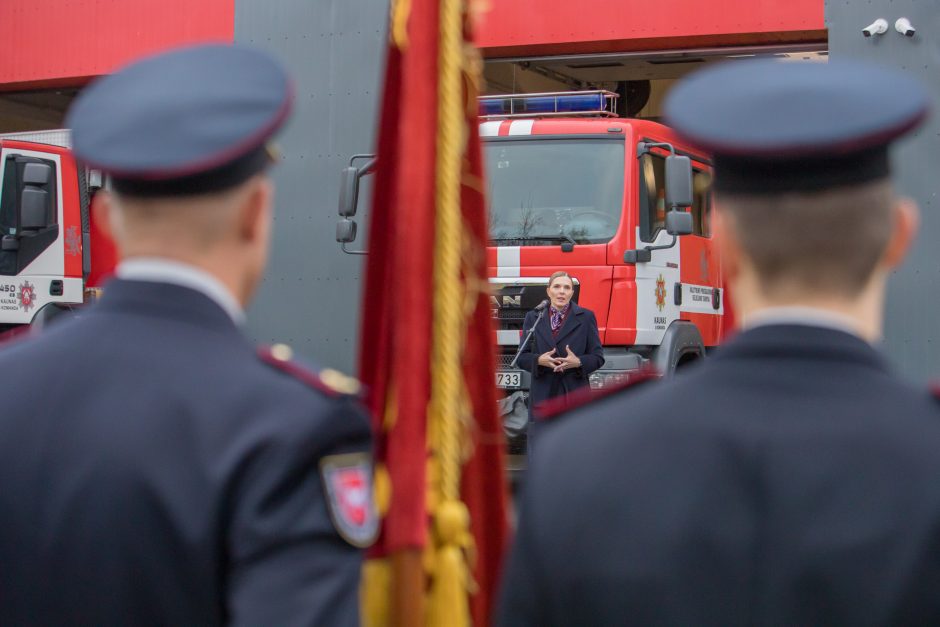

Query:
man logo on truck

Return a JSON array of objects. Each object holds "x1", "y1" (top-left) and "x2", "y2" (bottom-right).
[{"x1": 490, "y1": 295, "x2": 523, "y2": 308}]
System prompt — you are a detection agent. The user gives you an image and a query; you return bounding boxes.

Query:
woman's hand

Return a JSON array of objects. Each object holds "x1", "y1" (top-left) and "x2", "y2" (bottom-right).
[
  {"x1": 553, "y1": 345, "x2": 582, "y2": 372},
  {"x1": 538, "y1": 348, "x2": 562, "y2": 369}
]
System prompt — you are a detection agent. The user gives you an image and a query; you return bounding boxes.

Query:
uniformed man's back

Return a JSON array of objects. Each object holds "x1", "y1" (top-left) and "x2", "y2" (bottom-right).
[
  {"x1": 0, "y1": 284, "x2": 370, "y2": 625},
  {"x1": 0, "y1": 44, "x2": 374, "y2": 626},
  {"x1": 497, "y1": 59, "x2": 940, "y2": 626},
  {"x1": 505, "y1": 326, "x2": 940, "y2": 625}
]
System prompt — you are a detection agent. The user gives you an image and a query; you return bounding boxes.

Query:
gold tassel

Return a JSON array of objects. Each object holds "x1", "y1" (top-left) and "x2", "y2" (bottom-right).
[
  {"x1": 361, "y1": 558, "x2": 391, "y2": 627},
  {"x1": 391, "y1": 0, "x2": 412, "y2": 50},
  {"x1": 427, "y1": 500, "x2": 471, "y2": 627}
]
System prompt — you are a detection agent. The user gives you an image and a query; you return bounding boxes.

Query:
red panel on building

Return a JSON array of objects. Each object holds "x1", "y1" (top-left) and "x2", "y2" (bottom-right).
[
  {"x1": 0, "y1": 0, "x2": 234, "y2": 91},
  {"x1": 475, "y1": 0, "x2": 825, "y2": 57}
]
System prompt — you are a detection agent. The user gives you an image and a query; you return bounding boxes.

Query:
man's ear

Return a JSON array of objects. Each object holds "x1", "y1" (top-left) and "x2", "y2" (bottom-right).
[
  {"x1": 881, "y1": 197, "x2": 919, "y2": 269},
  {"x1": 237, "y1": 176, "x2": 273, "y2": 243}
]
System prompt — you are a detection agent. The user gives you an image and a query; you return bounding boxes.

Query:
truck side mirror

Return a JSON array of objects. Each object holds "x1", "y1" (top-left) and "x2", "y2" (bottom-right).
[
  {"x1": 20, "y1": 162, "x2": 54, "y2": 230},
  {"x1": 665, "y1": 210, "x2": 693, "y2": 236},
  {"x1": 665, "y1": 155, "x2": 692, "y2": 208},
  {"x1": 23, "y1": 162, "x2": 51, "y2": 186},
  {"x1": 336, "y1": 218, "x2": 358, "y2": 243},
  {"x1": 338, "y1": 166, "x2": 360, "y2": 217},
  {"x1": 335, "y1": 154, "x2": 374, "y2": 255},
  {"x1": 20, "y1": 189, "x2": 49, "y2": 230}
]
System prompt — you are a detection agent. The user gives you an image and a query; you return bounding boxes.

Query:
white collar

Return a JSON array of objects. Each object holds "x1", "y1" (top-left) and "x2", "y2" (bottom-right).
[
  {"x1": 116, "y1": 257, "x2": 245, "y2": 325},
  {"x1": 742, "y1": 306, "x2": 866, "y2": 340}
]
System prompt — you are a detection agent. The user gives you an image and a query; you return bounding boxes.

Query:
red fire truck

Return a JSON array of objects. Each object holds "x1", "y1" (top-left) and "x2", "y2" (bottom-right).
[
  {"x1": 0, "y1": 130, "x2": 116, "y2": 334},
  {"x1": 337, "y1": 90, "x2": 727, "y2": 448}
]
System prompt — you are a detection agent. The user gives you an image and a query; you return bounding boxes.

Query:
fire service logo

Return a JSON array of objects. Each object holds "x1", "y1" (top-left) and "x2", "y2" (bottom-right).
[
  {"x1": 66, "y1": 226, "x2": 82, "y2": 257},
  {"x1": 320, "y1": 453, "x2": 378, "y2": 548},
  {"x1": 655, "y1": 274, "x2": 667, "y2": 312},
  {"x1": 17, "y1": 281, "x2": 37, "y2": 313}
]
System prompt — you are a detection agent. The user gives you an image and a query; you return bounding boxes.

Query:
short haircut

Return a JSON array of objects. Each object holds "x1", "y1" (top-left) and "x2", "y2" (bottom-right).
[
  {"x1": 718, "y1": 179, "x2": 894, "y2": 298},
  {"x1": 109, "y1": 176, "x2": 259, "y2": 248}
]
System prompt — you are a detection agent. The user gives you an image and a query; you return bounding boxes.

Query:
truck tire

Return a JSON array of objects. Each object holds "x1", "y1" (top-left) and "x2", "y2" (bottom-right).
[{"x1": 650, "y1": 320, "x2": 705, "y2": 376}]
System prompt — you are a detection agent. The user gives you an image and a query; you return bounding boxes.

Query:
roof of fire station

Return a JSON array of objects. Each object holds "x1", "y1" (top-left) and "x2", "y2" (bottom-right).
[{"x1": 0, "y1": 0, "x2": 823, "y2": 91}]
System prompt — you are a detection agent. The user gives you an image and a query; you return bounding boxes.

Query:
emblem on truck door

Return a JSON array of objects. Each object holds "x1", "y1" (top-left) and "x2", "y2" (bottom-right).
[
  {"x1": 655, "y1": 275, "x2": 667, "y2": 312},
  {"x1": 17, "y1": 281, "x2": 36, "y2": 313},
  {"x1": 66, "y1": 226, "x2": 81, "y2": 257},
  {"x1": 699, "y1": 250, "x2": 710, "y2": 282}
]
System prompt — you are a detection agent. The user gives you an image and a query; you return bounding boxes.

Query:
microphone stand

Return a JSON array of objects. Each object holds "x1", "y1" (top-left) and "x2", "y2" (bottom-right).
[{"x1": 509, "y1": 307, "x2": 547, "y2": 369}]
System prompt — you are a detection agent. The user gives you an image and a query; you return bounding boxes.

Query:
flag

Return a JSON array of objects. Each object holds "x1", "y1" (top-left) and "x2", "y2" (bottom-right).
[{"x1": 359, "y1": 0, "x2": 509, "y2": 625}]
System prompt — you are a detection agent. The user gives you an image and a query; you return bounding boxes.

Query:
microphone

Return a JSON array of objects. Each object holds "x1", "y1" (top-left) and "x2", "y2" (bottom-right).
[{"x1": 511, "y1": 299, "x2": 549, "y2": 369}]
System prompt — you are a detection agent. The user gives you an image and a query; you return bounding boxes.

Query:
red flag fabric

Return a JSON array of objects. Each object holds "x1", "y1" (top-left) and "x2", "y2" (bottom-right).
[
  {"x1": 359, "y1": 0, "x2": 509, "y2": 625},
  {"x1": 458, "y1": 55, "x2": 510, "y2": 627}
]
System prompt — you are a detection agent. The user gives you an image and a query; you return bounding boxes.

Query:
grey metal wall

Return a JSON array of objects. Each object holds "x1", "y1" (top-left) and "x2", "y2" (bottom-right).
[
  {"x1": 234, "y1": 0, "x2": 387, "y2": 374},
  {"x1": 827, "y1": 2, "x2": 940, "y2": 382}
]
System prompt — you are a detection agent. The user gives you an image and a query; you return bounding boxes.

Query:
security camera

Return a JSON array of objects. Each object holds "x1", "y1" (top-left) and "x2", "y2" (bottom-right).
[
  {"x1": 862, "y1": 18, "x2": 888, "y2": 37},
  {"x1": 895, "y1": 17, "x2": 916, "y2": 37}
]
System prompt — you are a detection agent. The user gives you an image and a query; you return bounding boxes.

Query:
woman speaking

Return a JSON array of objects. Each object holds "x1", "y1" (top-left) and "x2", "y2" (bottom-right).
[{"x1": 516, "y1": 271, "x2": 604, "y2": 452}]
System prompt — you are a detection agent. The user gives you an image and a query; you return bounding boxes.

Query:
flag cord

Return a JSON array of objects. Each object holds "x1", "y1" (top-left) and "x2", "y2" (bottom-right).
[{"x1": 428, "y1": 0, "x2": 472, "y2": 622}]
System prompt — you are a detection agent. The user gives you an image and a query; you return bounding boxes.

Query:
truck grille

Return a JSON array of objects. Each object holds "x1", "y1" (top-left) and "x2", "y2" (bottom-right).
[
  {"x1": 495, "y1": 309, "x2": 528, "y2": 329},
  {"x1": 490, "y1": 279, "x2": 579, "y2": 332}
]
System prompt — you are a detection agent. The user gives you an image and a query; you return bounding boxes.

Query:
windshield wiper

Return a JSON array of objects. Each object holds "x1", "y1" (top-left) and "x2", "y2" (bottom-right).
[
  {"x1": 489, "y1": 235, "x2": 578, "y2": 251},
  {"x1": 537, "y1": 234, "x2": 577, "y2": 252}
]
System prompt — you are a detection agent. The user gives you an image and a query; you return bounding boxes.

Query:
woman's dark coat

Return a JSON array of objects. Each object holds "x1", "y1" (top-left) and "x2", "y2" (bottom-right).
[{"x1": 516, "y1": 302, "x2": 605, "y2": 421}]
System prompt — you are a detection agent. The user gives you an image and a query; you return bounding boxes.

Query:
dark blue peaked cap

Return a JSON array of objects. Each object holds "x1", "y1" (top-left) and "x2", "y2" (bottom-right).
[
  {"x1": 66, "y1": 43, "x2": 293, "y2": 197},
  {"x1": 664, "y1": 59, "x2": 929, "y2": 195}
]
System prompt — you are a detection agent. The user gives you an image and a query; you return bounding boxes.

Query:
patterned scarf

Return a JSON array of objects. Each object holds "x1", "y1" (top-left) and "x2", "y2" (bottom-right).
[{"x1": 550, "y1": 303, "x2": 571, "y2": 333}]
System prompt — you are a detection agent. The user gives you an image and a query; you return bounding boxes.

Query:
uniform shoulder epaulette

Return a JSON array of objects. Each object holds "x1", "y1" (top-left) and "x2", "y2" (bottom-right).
[
  {"x1": 536, "y1": 368, "x2": 660, "y2": 422},
  {"x1": 258, "y1": 344, "x2": 361, "y2": 398}
]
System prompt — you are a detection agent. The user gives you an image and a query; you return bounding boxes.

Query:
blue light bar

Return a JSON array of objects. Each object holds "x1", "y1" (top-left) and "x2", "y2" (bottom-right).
[
  {"x1": 525, "y1": 93, "x2": 605, "y2": 112},
  {"x1": 480, "y1": 99, "x2": 510, "y2": 116},
  {"x1": 479, "y1": 90, "x2": 619, "y2": 119}
]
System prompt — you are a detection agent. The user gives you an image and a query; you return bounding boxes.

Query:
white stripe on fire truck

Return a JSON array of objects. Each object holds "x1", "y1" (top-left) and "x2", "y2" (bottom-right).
[
  {"x1": 496, "y1": 330, "x2": 522, "y2": 345},
  {"x1": 479, "y1": 121, "x2": 501, "y2": 137},
  {"x1": 496, "y1": 246, "x2": 520, "y2": 277},
  {"x1": 508, "y1": 120, "x2": 534, "y2": 135}
]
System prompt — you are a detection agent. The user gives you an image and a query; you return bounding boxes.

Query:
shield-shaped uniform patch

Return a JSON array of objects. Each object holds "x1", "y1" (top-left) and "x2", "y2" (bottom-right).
[{"x1": 320, "y1": 453, "x2": 379, "y2": 548}]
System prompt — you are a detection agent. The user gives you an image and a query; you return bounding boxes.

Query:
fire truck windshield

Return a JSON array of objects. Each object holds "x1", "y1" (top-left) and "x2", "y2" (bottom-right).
[{"x1": 485, "y1": 138, "x2": 624, "y2": 245}]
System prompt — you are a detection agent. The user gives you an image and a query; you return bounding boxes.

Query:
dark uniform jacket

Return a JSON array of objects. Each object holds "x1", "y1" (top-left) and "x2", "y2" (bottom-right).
[
  {"x1": 498, "y1": 324, "x2": 940, "y2": 626},
  {"x1": 0, "y1": 280, "x2": 372, "y2": 627},
  {"x1": 516, "y1": 302, "x2": 604, "y2": 421}
]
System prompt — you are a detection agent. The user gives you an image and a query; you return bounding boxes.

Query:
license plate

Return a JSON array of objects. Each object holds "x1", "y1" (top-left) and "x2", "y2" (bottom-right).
[{"x1": 496, "y1": 371, "x2": 522, "y2": 389}]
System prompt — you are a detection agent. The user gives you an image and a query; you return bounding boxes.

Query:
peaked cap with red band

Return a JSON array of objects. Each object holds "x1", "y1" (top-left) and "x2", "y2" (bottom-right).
[
  {"x1": 66, "y1": 43, "x2": 293, "y2": 197},
  {"x1": 664, "y1": 59, "x2": 929, "y2": 195}
]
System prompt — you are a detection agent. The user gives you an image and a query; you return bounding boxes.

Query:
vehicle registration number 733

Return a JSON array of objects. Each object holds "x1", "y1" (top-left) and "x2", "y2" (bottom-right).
[{"x1": 496, "y1": 370, "x2": 522, "y2": 389}]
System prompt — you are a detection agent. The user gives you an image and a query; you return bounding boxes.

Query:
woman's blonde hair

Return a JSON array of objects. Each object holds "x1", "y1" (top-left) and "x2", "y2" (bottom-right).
[{"x1": 548, "y1": 271, "x2": 573, "y2": 288}]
